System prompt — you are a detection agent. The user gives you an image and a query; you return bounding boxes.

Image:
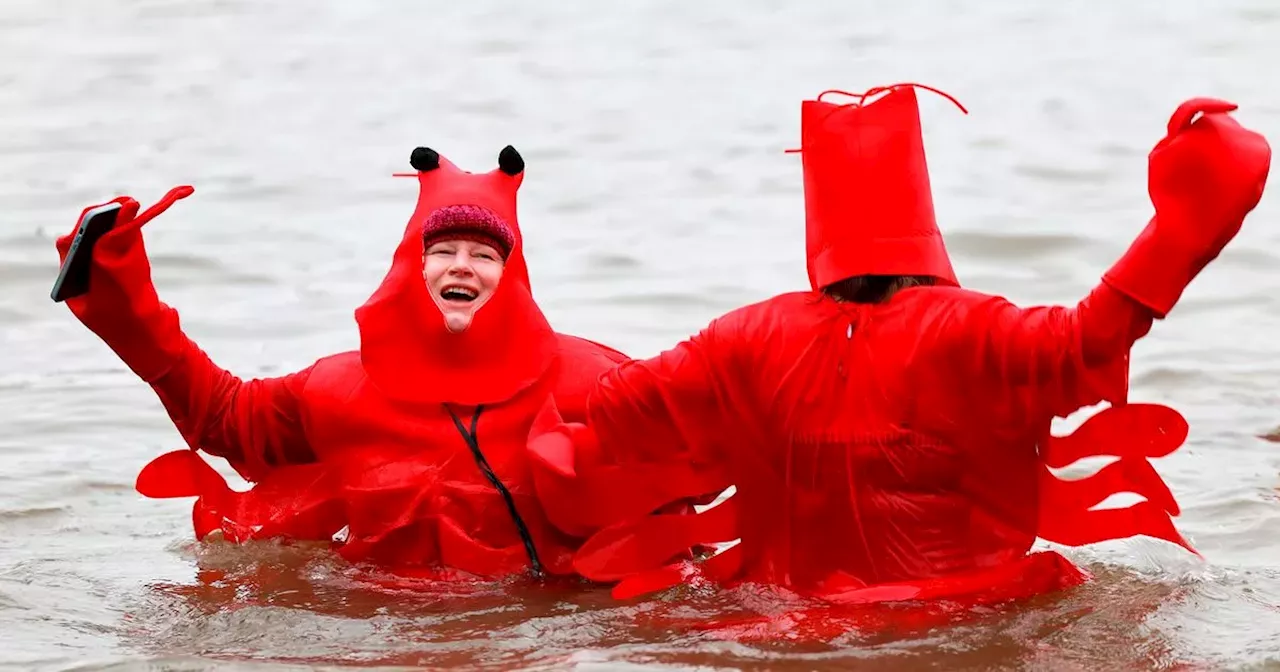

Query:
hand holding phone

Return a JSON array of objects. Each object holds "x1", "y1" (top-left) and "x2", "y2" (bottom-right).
[
  {"x1": 51, "y1": 185, "x2": 196, "y2": 304},
  {"x1": 51, "y1": 202, "x2": 123, "y2": 302}
]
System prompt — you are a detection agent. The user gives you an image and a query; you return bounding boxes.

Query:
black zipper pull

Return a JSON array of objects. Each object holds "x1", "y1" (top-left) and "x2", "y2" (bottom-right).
[{"x1": 445, "y1": 404, "x2": 545, "y2": 577}]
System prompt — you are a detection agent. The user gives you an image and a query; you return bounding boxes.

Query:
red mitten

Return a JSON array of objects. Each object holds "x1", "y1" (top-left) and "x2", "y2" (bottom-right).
[
  {"x1": 1103, "y1": 99, "x2": 1271, "y2": 317},
  {"x1": 55, "y1": 186, "x2": 195, "y2": 381}
]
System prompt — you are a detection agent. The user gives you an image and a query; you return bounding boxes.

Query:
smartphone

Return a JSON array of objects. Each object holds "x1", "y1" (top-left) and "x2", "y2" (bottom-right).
[{"x1": 50, "y1": 202, "x2": 123, "y2": 303}]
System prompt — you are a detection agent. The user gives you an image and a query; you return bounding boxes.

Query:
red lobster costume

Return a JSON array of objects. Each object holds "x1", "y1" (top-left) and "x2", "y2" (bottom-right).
[
  {"x1": 56, "y1": 146, "x2": 629, "y2": 579},
  {"x1": 527, "y1": 85, "x2": 1271, "y2": 635}
]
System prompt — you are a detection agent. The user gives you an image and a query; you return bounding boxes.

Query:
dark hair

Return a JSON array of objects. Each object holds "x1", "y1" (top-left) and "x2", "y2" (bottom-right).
[{"x1": 822, "y1": 275, "x2": 936, "y2": 304}]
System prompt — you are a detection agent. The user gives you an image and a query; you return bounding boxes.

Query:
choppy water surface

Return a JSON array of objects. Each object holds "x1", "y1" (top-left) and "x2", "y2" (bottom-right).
[{"x1": 3, "y1": 1, "x2": 1280, "y2": 669}]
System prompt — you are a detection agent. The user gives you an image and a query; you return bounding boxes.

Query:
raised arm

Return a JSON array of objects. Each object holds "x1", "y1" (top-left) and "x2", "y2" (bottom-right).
[
  {"x1": 938, "y1": 99, "x2": 1270, "y2": 416},
  {"x1": 56, "y1": 187, "x2": 314, "y2": 480}
]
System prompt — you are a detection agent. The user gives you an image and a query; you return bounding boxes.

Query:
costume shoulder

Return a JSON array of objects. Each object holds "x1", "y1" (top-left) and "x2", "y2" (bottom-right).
[
  {"x1": 555, "y1": 333, "x2": 629, "y2": 366},
  {"x1": 312, "y1": 350, "x2": 362, "y2": 374},
  {"x1": 701, "y1": 291, "x2": 840, "y2": 353},
  {"x1": 884, "y1": 285, "x2": 1006, "y2": 331},
  {"x1": 299, "y1": 350, "x2": 365, "y2": 400},
  {"x1": 551, "y1": 334, "x2": 628, "y2": 421},
  {"x1": 710, "y1": 291, "x2": 813, "y2": 334},
  {"x1": 900, "y1": 285, "x2": 996, "y2": 307}
]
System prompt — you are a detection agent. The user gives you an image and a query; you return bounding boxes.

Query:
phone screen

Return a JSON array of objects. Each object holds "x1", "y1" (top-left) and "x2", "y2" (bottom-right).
[{"x1": 51, "y1": 202, "x2": 123, "y2": 303}]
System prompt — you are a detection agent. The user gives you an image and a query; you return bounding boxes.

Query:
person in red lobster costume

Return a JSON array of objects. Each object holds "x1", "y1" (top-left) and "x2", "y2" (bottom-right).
[
  {"x1": 528, "y1": 85, "x2": 1272, "y2": 632},
  {"x1": 56, "y1": 145, "x2": 629, "y2": 580}
]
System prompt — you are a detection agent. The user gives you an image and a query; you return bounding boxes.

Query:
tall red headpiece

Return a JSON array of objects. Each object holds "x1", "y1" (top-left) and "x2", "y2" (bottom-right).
[{"x1": 795, "y1": 83, "x2": 967, "y2": 290}]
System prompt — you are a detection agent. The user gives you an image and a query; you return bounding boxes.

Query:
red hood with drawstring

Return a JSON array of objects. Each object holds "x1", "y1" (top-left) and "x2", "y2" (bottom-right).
[{"x1": 356, "y1": 145, "x2": 559, "y2": 406}]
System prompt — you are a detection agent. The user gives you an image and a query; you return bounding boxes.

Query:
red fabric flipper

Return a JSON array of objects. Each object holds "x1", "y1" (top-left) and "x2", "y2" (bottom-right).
[
  {"x1": 1040, "y1": 403, "x2": 1188, "y2": 468},
  {"x1": 527, "y1": 398, "x2": 732, "y2": 538},
  {"x1": 610, "y1": 564, "x2": 695, "y2": 601},
  {"x1": 355, "y1": 148, "x2": 558, "y2": 406},
  {"x1": 136, "y1": 449, "x2": 222, "y2": 499},
  {"x1": 610, "y1": 544, "x2": 746, "y2": 601},
  {"x1": 573, "y1": 499, "x2": 737, "y2": 582},
  {"x1": 1039, "y1": 499, "x2": 1197, "y2": 556},
  {"x1": 1042, "y1": 458, "x2": 1178, "y2": 516},
  {"x1": 136, "y1": 449, "x2": 345, "y2": 544},
  {"x1": 528, "y1": 398, "x2": 743, "y2": 596},
  {"x1": 137, "y1": 450, "x2": 231, "y2": 541},
  {"x1": 1037, "y1": 403, "x2": 1197, "y2": 555}
]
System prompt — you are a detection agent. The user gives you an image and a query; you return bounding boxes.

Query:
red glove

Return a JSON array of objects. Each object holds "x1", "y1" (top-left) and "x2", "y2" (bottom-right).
[
  {"x1": 55, "y1": 186, "x2": 195, "y2": 381},
  {"x1": 1103, "y1": 98, "x2": 1271, "y2": 317}
]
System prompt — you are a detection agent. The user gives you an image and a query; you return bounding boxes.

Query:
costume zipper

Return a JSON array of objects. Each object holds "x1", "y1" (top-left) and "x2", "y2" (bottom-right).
[{"x1": 445, "y1": 403, "x2": 544, "y2": 576}]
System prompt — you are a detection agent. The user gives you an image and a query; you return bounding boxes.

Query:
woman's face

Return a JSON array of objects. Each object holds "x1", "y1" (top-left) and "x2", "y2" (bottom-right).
[{"x1": 422, "y1": 238, "x2": 505, "y2": 333}]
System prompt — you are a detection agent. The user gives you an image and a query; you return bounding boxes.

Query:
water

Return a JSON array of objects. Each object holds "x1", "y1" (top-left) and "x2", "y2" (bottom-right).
[{"x1": 3, "y1": 1, "x2": 1280, "y2": 669}]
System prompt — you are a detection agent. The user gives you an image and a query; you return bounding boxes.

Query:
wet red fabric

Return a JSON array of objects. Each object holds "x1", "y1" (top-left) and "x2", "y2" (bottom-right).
[
  {"x1": 634, "y1": 550, "x2": 1089, "y2": 642},
  {"x1": 57, "y1": 149, "x2": 629, "y2": 579},
  {"x1": 528, "y1": 91, "x2": 1270, "y2": 622}
]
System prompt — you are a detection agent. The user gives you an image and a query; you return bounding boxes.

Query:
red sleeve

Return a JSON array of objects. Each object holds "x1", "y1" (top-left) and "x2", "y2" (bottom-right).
[
  {"x1": 958, "y1": 98, "x2": 1269, "y2": 418},
  {"x1": 935, "y1": 281, "x2": 1155, "y2": 417},
  {"x1": 528, "y1": 321, "x2": 742, "y2": 543},
  {"x1": 89, "y1": 298, "x2": 317, "y2": 482},
  {"x1": 148, "y1": 336, "x2": 315, "y2": 481},
  {"x1": 589, "y1": 318, "x2": 742, "y2": 466},
  {"x1": 56, "y1": 195, "x2": 314, "y2": 482}
]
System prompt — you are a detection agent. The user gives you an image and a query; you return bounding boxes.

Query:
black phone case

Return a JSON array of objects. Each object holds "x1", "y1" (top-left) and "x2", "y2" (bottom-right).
[{"x1": 51, "y1": 202, "x2": 123, "y2": 303}]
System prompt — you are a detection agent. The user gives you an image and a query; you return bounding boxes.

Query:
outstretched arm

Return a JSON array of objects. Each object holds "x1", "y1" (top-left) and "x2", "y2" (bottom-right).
[
  {"x1": 586, "y1": 314, "x2": 752, "y2": 468},
  {"x1": 934, "y1": 282, "x2": 1153, "y2": 416},
  {"x1": 56, "y1": 187, "x2": 314, "y2": 480},
  {"x1": 940, "y1": 99, "x2": 1270, "y2": 416}
]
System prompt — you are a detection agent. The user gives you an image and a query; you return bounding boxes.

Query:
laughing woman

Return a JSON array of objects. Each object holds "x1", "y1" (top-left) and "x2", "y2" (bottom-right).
[{"x1": 57, "y1": 145, "x2": 629, "y2": 580}]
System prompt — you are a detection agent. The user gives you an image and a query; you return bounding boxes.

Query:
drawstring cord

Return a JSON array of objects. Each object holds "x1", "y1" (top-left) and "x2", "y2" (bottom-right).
[
  {"x1": 786, "y1": 82, "x2": 969, "y2": 154},
  {"x1": 816, "y1": 82, "x2": 968, "y2": 112},
  {"x1": 444, "y1": 403, "x2": 545, "y2": 577}
]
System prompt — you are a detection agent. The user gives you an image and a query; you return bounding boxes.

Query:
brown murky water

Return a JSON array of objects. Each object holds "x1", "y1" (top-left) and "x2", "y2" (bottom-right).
[{"x1": 3, "y1": 1, "x2": 1280, "y2": 669}]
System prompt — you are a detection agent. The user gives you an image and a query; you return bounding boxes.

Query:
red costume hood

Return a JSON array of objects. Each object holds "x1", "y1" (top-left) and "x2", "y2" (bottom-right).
[
  {"x1": 796, "y1": 83, "x2": 966, "y2": 290},
  {"x1": 355, "y1": 146, "x2": 558, "y2": 405}
]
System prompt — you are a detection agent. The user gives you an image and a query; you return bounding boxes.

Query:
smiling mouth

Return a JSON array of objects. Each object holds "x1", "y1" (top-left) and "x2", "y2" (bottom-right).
[{"x1": 439, "y1": 284, "x2": 479, "y2": 303}]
